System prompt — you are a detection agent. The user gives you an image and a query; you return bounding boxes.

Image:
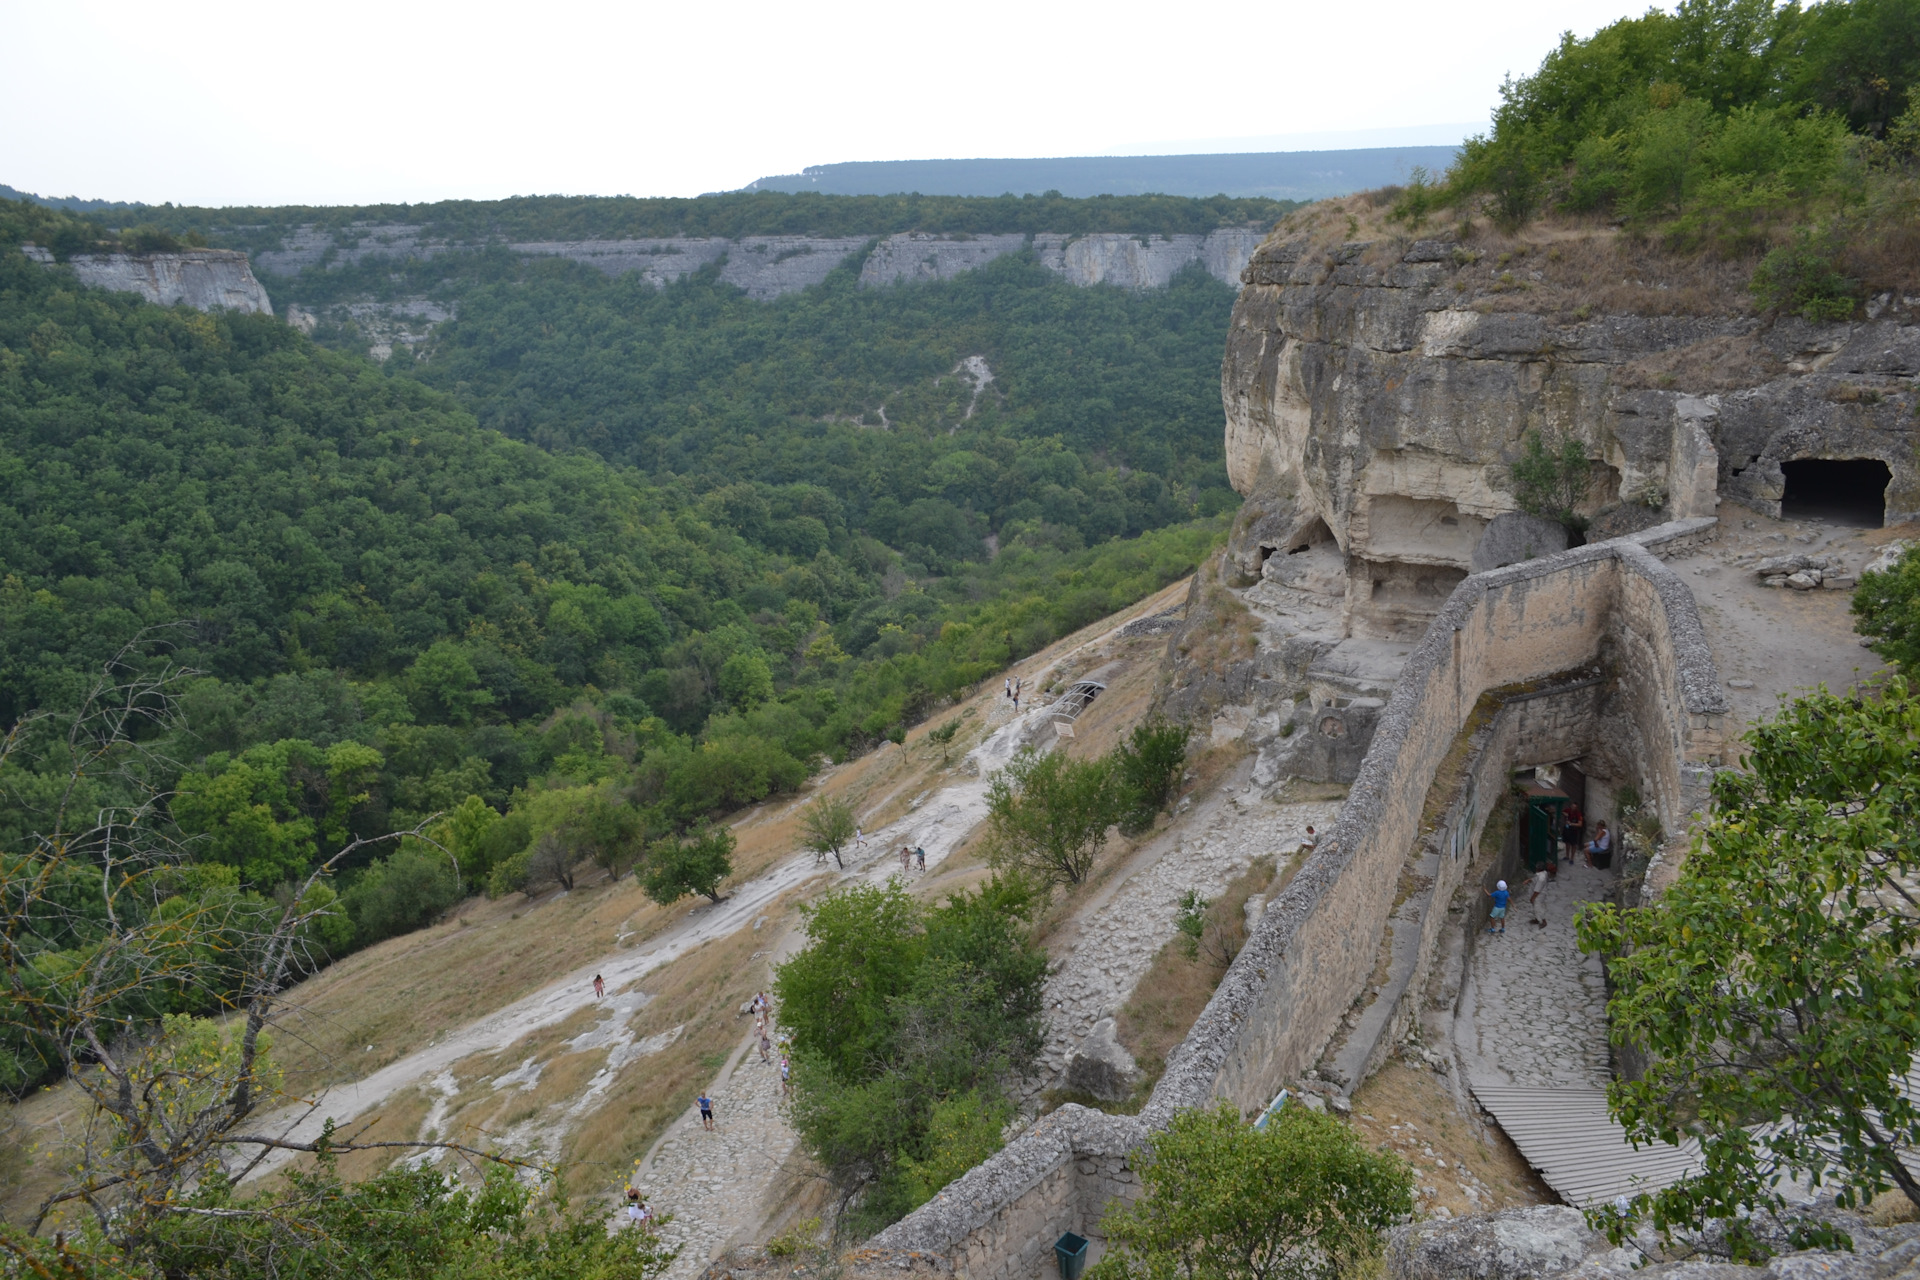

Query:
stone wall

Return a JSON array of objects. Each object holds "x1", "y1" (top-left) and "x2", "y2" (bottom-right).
[{"x1": 853, "y1": 529, "x2": 1727, "y2": 1280}]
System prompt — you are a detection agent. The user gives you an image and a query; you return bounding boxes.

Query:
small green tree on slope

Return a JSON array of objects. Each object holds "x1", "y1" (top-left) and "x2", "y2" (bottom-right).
[
  {"x1": 640, "y1": 824, "x2": 734, "y2": 904},
  {"x1": 800, "y1": 795, "x2": 857, "y2": 868},
  {"x1": 1578, "y1": 675, "x2": 1920, "y2": 1260},
  {"x1": 1853, "y1": 543, "x2": 1920, "y2": 669},
  {"x1": 1090, "y1": 1102, "x2": 1412, "y2": 1280},
  {"x1": 984, "y1": 749, "x2": 1120, "y2": 887}
]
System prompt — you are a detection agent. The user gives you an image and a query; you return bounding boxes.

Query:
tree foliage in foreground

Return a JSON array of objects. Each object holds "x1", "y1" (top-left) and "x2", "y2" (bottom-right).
[
  {"x1": 1578, "y1": 676, "x2": 1920, "y2": 1259},
  {"x1": 773, "y1": 878, "x2": 1047, "y2": 1234},
  {"x1": 1, "y1": 1158, "x2": 672, "y2": 1280},
  {"x1": 0, "y1": 648, "x2": 561, "y2": 1273},
  {"x1": 1090, "y1": 1102, "x2": 1413, "y2": 1280}
]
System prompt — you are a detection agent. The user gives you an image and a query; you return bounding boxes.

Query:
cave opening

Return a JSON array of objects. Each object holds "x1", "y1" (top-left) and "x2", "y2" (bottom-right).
[{"x1": 1781, "y1": 458, "x2": 1891, "y2": 526}]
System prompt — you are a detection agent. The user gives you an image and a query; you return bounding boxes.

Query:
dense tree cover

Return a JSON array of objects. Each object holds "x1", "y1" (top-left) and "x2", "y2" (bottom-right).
[
  {"x1": 774, "y1": 878, "x2": 1048, "y2": 1233},
  {"x1": 0, "y1": 201, "x2": 1224, "y2": 1009},
  {"x1": 102, "y1": 190, "x2": 1295, "y2": 253},
  {"x1": 2, "y1": 1126, "x2": 672, "y2": 1280},
  {"x1": 279, "y1": 242, "x2": 1243, "y2": 549},
  {"x1": 1088, "y1": 1102, "x2": 1413, "y2": 1280},
  {"x1": 1578, "y1": 676, "x2": 1920, "y2": 1258},
  {"x1": 1404, "y1": 0, "x2": 1920, "y2": 248}
]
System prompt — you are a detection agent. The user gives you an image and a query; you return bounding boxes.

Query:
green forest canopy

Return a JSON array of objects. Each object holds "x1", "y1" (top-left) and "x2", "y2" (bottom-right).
[
  {"x1": 89, "y1": 190, "x2": 1297, "y2": 255},
  {"x1": 1424, "y1": 0, "x2": 1920, "y2": 244},
  {"x1": 0, "y1": 193, "x2": 1228, "y2": 1024}
]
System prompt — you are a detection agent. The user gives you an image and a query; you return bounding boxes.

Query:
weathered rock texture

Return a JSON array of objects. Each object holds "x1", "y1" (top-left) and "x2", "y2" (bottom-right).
[
  {"x1": 1390, "y1": 1204, "x2": 1920, "y2": 1280},
  {"x1": 249, "y1": 224, "x2": 1267, "y2": 296},
  {"x1": 1220, "y1": 233, "x2": 1920, "y2": 617},
  {"x1": 25, "y1": 245, "x2": 273, "y2": 314}
]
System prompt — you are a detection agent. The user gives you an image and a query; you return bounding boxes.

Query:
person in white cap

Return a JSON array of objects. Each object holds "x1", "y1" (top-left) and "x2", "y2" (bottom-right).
[{"x1": 1486, "y1": 880, "x2": 1510, "y2": 934}]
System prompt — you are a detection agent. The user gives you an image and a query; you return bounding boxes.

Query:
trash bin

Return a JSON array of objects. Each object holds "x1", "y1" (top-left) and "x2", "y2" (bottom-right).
[{"x1": 1054, "y1": 1232, "x2": 1090, "y2": 1280}]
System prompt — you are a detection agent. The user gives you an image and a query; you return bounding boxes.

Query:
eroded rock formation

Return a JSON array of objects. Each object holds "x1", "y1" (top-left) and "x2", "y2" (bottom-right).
[
  {"x1": 250, "y1": 224, "x2": 1267, "y2": 296},
  {"x1": 1161, "y1": 217, "x2": 1920, "y2": 779},
  {"x1": 24, "y1": 245, "x2": 273, "y2": 314}
]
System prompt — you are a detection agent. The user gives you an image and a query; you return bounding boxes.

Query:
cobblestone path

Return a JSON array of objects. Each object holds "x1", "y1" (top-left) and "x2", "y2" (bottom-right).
[
  {"x1": 632, "y1": 1033, "x2": 798, "y2": 1280},
  {"x1": 1459, "y1": 860, "x2": 1613, "y2": 1089},
  {"x1": 1037, "y1": 784, "x2": 1341, "y2": 1084}
]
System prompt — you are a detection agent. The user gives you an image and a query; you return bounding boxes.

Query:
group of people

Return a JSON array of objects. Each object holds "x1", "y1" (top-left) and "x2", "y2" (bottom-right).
[
  {"x1": 1560, "y1": 803, "x2": 1611, "y2": 868},
  {"x1": 1484, "y1": 803, "x2": 1616, "y2": 936},
  {"x1": 897, "y1": 844, "x2": 927, "y2": 874},
  {"x1": 749, "y1": 991, "x2": 793, "y2": 1097},
  {"x1": 1004, "y1": 676, "x2": 1024, "y2": 711}
]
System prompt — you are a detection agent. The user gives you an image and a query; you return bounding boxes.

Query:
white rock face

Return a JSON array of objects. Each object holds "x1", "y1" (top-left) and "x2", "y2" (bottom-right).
[
  {"x1": 858, "y1": 233, "x2": 1029, "y2": 286},
  {"x1": 1033, "y1": 228, "x2": 1267, "y2": 289},
  {"x1": 252, "y1": 222, "x2": 1270, "y2": 298},
  {"x1": 26, "y1": 246, "x2": 273, "y2": 315}
]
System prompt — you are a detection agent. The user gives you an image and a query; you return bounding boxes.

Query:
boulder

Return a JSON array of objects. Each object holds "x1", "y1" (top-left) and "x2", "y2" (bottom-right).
[
  {"x1": 1472, "y1": 513, "x2": 1570, "y2": 573},
  {"x1": 1863, "y1": 541, "x2": 1913, "y2": 577},
  {"x1": 1064, "y1": 1017, "x2": 1138, "y2": 1102},
  {"x1": 1389, "y1": 1206, "x2": 1628, "y2": 1280}
]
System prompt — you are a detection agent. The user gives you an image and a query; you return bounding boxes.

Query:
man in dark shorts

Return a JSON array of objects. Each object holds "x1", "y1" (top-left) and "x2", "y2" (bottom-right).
[
  {"x1": 698, "y1": 1092, "x2": 715, "y2": 1130},
  {"x1": 1560, "y1": 803, "x2": 1585, "y2": 867}
]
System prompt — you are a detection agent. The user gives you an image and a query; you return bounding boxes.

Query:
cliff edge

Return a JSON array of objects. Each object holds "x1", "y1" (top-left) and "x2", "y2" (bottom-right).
[{"x1": 23, "y1": 244, "x2": 273, "y2": 315}]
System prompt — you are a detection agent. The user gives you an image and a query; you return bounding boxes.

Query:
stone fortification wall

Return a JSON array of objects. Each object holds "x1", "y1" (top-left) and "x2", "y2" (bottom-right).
[
  {"x1": 23, "y1": 245, "x2": 273, "y2": 315},
  {"x1": 854, "y1": 529, "x2": 1726, "y2": 1280},
  {"x1": 249, "y1": 225, "x2": 1267, "y2": 297}
]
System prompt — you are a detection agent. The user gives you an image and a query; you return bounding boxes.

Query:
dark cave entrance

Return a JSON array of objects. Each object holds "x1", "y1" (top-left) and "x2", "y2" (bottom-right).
[{"x1": 1781, "y1": 458, "x2": 1891, "y2": 526}]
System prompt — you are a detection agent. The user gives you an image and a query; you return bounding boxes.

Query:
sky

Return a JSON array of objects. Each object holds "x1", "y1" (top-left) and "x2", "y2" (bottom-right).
[{"x1": 4, "y1": 0, "x2": 1652, "y2": 208}]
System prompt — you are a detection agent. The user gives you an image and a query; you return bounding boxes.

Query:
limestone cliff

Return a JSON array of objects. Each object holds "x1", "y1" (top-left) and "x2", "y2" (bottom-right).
[
  {"x1": 24, "y1": 245, "x2": 273, "y2": 315},
  {"x1": 251, "y1": 224, "x2": 1266, "y2": 297},
  {"x1": 1161, "y1": 197, "x2": 1918, "y2": 778}
]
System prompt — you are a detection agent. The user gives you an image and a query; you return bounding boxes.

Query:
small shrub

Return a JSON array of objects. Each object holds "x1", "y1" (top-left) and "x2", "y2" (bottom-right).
[
  {"x1": 1175, "y1": 889, "x2": 1208, "y2": 960},
  {"x1": 1510, "y1": 429, "x2": 1594, "y2": 533},
  {"x1": 1751, "y1": 229, "x2": 1860, "y2": 321}
]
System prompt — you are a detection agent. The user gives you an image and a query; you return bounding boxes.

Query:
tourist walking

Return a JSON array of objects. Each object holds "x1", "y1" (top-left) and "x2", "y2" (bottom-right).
[
  {"x1": 593, "y1": 974, "x2": 604, "y2": 999},
  {"x1": 854, "y1": 825, "x2": 866, "y2": 852},
  {"x1": 779, "y1": 1055, "x2": 791, "y2": 1096},
  {"x1": 1529, "y1": 867, "x2": 1549, "y2": 927},
  {"x1": 901, "y1": 845, "x2": 911, "y2": 873},
  {"x1": 698, "y1": 1092, "x2": 715, "y2": 1131},
  {"x1": 1486, "y1": 880, "x2": 1509, "y2": 934},
  {"x1": 914, "y1": 845, "x2": 926, "y2": 872}
]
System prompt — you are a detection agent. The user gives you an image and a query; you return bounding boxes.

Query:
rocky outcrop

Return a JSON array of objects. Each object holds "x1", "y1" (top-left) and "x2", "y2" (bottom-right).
[
  {"x1": 1219, "y1": 232, "x2": 1920, "y2": 621},
  {"x1": 251, "y1": 224, "x2": 1269, "y2": 297},
  {"x1": 1390, "y1": 1204, "x2": 1920, "y2": 1280},
  {"x1": 24, "y1": 245, "x2": 273, "y2": 314}
]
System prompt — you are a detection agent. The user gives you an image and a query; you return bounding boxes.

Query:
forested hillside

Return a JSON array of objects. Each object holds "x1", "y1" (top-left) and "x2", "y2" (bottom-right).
[
  {"x1": 0, "y1": 195, "x2": 1222, "y2": 1069},
  {"x1": 1404, "y1": 0, "x2": 1920, "y2": 315}
]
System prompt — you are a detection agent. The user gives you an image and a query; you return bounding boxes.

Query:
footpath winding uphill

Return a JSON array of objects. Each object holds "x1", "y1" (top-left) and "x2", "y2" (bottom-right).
[{"x1": 237, "y1": 580, "x2": 1341, "y2": 1271}]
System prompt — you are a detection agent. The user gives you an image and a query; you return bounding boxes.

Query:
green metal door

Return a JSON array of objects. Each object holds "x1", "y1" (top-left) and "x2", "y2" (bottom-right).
[{"x1": 1526, "y1": 796, "x2": 1565, "y2": 870}]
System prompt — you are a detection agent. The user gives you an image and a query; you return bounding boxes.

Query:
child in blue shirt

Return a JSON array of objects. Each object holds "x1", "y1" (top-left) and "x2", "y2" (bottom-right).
[{"x1": 1486, "y1": 880, "x2": 1509, "y2": 934}]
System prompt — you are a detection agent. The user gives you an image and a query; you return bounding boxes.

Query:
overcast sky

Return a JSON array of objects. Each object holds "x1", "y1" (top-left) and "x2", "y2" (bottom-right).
[{"x1": 6, "y1": 0, "x2": 1651, "y2": 208}]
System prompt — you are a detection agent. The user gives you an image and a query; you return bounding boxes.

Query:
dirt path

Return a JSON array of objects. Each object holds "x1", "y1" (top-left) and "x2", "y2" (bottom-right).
[
  {"x1": 239, "y1": 592, "x2": 1184, "y2": 1196},
  {"x1": 1664, "y1": 511, "x2": 1891, "y2": 738}
]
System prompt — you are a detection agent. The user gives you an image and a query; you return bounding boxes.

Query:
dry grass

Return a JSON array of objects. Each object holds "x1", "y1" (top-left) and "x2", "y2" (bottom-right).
[
  {"x1": 564, "y1": 924, "x2": 770, "y2": 1192},
  {"x1": 1268, "y1": 191, "x2": 1759, "y2": 319},
  {"x1": 1349, "y1": 1061, "x2": 1553, "y2": 1215},
  {"x1": 1, "y1": 578, "x2": 1201, "y2": 1227},
  {"x1": 1106, "y1": 857, "x2": 1281, "y2": 1106},
  {"x1": 1617, "y1": 334, "x2": 1788, "y2": 392},
  {"x1": 1175, "y1": 558, "x2": 1259, "y2": 671}
]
